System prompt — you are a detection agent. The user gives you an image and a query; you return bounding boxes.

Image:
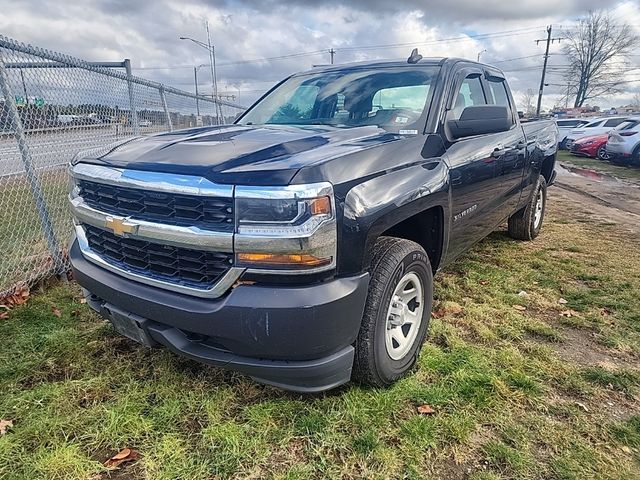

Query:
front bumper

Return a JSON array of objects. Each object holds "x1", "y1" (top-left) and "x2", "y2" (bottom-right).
[{"x1": 70, "y1": 239, "x2": 370, "y2": 392}]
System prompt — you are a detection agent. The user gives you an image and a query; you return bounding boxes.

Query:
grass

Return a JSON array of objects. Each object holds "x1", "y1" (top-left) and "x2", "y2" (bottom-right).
[
  {"x1": 1, "y1": 192, "x2": 640, "y2": 479},
  {"x1": 0, "y1": 169, "x2": 71, "y2": 293},
  {"x1": 557, "y1": 150, "x2": 640, "y2": 182}
]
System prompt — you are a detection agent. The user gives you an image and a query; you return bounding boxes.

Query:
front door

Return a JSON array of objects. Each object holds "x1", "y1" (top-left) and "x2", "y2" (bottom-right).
[{"x1": 444, "y1": 70, "x2": 505, "y2": 261}]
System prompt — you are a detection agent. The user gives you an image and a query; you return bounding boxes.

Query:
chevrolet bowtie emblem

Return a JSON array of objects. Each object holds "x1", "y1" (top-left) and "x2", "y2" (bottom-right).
[{"x1": 105, "y1": 216, "x2": 138, "y2": 237}]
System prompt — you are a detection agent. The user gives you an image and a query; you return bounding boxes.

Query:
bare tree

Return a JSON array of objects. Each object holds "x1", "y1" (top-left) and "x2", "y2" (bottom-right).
[
  {"x1": 632, "y1": 92, "x2": 640, "y2": 108},
  {"x1": 563, "y1": 11, "x2": 639, "y2": 107},
  {"x1": 519, "y1": 89, "x2": 537, "y2": 117}
]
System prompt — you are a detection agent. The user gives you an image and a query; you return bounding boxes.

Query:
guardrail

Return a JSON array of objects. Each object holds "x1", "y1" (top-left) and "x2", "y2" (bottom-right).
[{"x1": 0, "y1": 35, "x2": 247, "y2": 298}]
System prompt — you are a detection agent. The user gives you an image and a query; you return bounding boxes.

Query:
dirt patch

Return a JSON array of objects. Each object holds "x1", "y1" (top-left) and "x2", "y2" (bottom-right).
[
  {"x1": 550, "y1": 326, "x2": 638, "y2": 370},
  {"x1": 555, "y1": 163, "x2": 640, "y2": 236}
]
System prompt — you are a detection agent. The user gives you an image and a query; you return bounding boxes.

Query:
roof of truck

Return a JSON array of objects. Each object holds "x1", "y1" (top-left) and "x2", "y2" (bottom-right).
[{"x1": 304, "y1": 57, "x2": 497, "y2": 74}]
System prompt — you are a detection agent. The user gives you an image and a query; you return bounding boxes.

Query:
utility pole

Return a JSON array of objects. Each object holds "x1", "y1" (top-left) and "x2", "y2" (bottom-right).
[
  {"x1": 329, "y1": 48, "x2": 336, "y2": 65},
  {"x1": 535, "y1": 25, "x2": 562, "y2": 116},
  {"x1": 194, "y1": 66, "x2": 200, "y2": 116}
]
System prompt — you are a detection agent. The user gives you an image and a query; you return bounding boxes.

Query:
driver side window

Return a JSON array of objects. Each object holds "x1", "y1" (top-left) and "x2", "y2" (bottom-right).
[{"x1": 452, "y1": 75, "x2": 486, "y2": 119}]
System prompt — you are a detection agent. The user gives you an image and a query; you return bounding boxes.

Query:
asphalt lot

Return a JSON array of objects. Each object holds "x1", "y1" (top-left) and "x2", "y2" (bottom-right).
[{"x1": 0, "y1": 125, "x2": 159, "y2": 177}]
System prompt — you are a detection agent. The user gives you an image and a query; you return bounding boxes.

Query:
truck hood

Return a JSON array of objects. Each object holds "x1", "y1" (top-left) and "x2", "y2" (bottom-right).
[{"x1": 82, "y1": 124, "x2": 401, "y2": 185}]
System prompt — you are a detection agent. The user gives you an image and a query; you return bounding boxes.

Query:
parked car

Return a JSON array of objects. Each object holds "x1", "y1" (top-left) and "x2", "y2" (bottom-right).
[
  {"x1": 557, "y1": 118, "x2": 590, "y2": 149},
  {"x1": 68, "y1": 55, "x2": 558, "y2": 392},
  {"x1": 570, "y1": 134, "x2": 610, "y2": 160},
  {"x1": 606, "y1": 117, "x2": 640, "y2": 165},
  {"x1": 139, "y1": 119, "x2": 153, "y2": 127},
  {"x1": 564, "y1": 116, "x2": 629, "y2": 150}
]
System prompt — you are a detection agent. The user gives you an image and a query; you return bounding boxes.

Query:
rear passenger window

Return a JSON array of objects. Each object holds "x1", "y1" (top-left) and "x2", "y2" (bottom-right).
[
  {"x1": 604, "y1": 118, "x2": 625, "y2": 127},
  {"x1": 486, "y1": 78, "x2": 514, "y2": 126},
  {"x1": 452, "y1": 75, "x2": 486, "y2": 119}
]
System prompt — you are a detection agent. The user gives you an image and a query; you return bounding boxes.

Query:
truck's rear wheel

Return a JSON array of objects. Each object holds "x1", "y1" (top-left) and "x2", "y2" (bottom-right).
[
  {"x1": 507, "y1": 176, "x2": 547, "y2": 240},
  {"x1": 353, "y1": 237, "x2": 433, "y2": 387}
]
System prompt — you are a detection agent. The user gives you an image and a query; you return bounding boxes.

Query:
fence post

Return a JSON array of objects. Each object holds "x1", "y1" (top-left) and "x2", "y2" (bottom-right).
[
  {"x1": 0, "y1": 57, "x2": 62, "y2": 270},
  {"x1": 124, "y1": 58, "x2": 140, "y2": 135},
  {"x1": 159, "y1": 85, "x2": 173, "y2": 132}
]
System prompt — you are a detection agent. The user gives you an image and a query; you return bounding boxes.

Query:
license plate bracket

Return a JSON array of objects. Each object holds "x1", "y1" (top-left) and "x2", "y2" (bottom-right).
[{"x1": 103, "y1": 305, "x2": 156, "y2": 347}]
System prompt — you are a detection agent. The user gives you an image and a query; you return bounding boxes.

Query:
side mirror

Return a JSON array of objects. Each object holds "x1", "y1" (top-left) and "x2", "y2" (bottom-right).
[{"x1": 448, "y1": 105, "x2": 511, "y2": 139}]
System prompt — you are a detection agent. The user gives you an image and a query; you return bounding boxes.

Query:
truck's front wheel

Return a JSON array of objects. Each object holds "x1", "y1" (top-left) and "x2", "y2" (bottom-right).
[{"x1": 353, "y1": 237, "x2": 433, "y2": 387}]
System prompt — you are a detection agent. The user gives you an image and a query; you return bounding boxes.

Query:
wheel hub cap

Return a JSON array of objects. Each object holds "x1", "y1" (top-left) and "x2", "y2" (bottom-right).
[
  {"x1": 385, "y1": 272, "x2": 424, "y2": 360},
  {"x1": 533, "y1": 190, "x2": 543, "y2": 229}
]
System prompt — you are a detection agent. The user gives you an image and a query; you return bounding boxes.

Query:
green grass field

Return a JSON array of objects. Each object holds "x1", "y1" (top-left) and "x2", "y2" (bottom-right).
[{"x1": 1, "y1": 189, "x2": 639, "y2": 479}]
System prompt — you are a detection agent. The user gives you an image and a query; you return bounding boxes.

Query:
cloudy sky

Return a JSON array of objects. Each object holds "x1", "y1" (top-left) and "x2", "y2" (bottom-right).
[{"x1": 1, "y1": 0, "x2": 639, "y2": 110}]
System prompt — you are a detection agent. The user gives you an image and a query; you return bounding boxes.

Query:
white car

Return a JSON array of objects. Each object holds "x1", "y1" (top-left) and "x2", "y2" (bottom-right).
[
  {"x1": 556, "y1": 118, "x2": 590, "y2": 149},
  {"x1": 564, "y1": 116, "x2": 630, "y2": 150},
  {"x1": 606, "y1": 117, "x2": 640, "y2": 165},
  {"x1": 139, "y1": 120, "x2": 153, "y2": 128}
]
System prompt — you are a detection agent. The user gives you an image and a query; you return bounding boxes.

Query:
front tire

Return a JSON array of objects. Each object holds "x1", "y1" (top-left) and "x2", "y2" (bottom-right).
[
  {"x1": 353, "y1": 237, "x2": 433, "y2": 387},
  {"x1": 597, "y1": 146, "x2": 610, "y2": 161},
  {"x1": 508, "y1": 176, "x2": 547, "y2": 241}
]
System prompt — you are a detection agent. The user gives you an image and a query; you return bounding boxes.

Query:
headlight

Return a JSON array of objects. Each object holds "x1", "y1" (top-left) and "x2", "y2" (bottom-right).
[
  {"x1": 68, "y1": 164, "x2": 80, "y2": 199},
  {"x1": 234, "y1": 183, "x2": 337, "y2": 273}
]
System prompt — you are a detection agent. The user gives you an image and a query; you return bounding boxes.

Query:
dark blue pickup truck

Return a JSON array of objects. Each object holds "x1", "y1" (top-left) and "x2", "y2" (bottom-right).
[{"x1": 68, "y1": 55, "x2": 558, "y2": 392}]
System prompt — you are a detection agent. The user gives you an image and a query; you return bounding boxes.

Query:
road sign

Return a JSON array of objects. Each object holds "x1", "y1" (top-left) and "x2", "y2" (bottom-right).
[
  {"x1": 34, "y1": 98, "x2": 44, "y2": 107},
  {"x1": 14, "y1": 95, "x2": 25, "y2": 106}
]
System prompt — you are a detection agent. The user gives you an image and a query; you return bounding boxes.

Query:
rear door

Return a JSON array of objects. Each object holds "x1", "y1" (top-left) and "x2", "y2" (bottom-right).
[{"x1": 483, "y1": 74, "x2": 526, "y2": 218}]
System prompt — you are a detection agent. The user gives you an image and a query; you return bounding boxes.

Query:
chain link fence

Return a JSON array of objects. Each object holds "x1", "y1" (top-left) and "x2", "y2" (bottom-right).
[{"x1": 0, "y1": 35, "x2": 246, "y2": 298}]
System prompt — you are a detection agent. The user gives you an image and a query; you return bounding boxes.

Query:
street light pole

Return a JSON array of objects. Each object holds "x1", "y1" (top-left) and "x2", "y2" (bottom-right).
[
  {"x1": 205, "y1": 20, "x2": 222, "y2": 123},
  {"x1": 179, "y1": 27, "x2": 224, "y2": 125},
  {"x1": 477, "y1": 49, "x2": 487, "y2": 62}
]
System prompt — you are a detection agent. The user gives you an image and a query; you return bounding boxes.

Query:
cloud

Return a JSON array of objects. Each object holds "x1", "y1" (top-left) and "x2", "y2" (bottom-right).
[{"x1": 0, "y1": 0, "x2": 638, "y2": 109}]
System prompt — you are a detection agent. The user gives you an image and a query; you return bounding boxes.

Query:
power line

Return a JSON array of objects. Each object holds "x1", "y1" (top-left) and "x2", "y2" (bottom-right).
[{"x1": 336, "y1": 26, "x2": 544, "y2": 52}]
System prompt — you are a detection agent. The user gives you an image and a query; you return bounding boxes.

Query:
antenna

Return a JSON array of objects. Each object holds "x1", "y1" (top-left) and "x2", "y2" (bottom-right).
[{"x1": 407, "y1": 48, "x2": 423, "y2": 64}]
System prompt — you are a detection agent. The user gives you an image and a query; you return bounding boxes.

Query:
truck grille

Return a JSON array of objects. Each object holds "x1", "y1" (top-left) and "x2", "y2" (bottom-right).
[
  {"x1": 84, "y1": 225, "x2": 233, "y2": 289},
  {"x1": 78, "y1": 180, "x2": 234, "y2": 231}
]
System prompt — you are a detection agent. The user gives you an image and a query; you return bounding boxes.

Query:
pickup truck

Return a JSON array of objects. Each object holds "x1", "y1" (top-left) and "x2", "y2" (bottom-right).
[{"x1": 68, "y1": 55, "x2": 558, "y2": 392}]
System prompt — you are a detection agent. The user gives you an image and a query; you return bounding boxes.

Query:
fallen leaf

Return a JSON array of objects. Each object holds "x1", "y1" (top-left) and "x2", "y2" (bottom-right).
[
  {"x1": 0, "y1": 284, "x2": 30, "y2": 308},
  {"x1": 517, "y1": 290, "x2": 529, "y2": 297},
  {"x1": 104, "y1": 448, "x2": 140, "y2": 468},
  {"x1": 513, "y1": 305, "x2": 527, "y2": 311},
  {"x1": 576, "y1": 402, "x2": 589, "y2": 412},
  {"x1": 0, "y1": 311, "x2": 8, "y2": 320},
  {"x1": 558, "y1": 298, "x2": 568, "y2": 305},
  {"x1": 621, "y1": 445, "x2": 632, "y2": 454},
  {"x1": 80, "y1": 298, "x2": 87, "y2": 304},
  {"x1": 417, "y1": 404, "x2": 435, "y2": 415},
  {"x1": 232, "y1": 280, "x2": 257, "y2": 289},
  {"x1": 431, "y1": 309, "x2": 445, "y2": 319},
  {"x1": 479, "y1": 280, "x2": 489, "y2": 285},
  {"x1": 560, "y1": 310, "x2": 579, "y2": 317},
  {"x1": 0, "y1": 419, "x2": 13, "y2": 435},
  {"x1": 51, "y1": 306, "x2": 62, "y2": 318}
]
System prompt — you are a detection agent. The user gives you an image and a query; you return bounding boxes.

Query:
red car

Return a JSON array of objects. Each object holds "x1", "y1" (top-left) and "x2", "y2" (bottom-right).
[{"x1": 570, "y1": 134, "x2": 609, "y2": 160}]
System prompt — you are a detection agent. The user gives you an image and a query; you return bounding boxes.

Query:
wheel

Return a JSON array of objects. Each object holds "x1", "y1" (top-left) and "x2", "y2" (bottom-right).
[
  {"x1": 508, "y1": 176, "x2": 547, "y2": 241},
  {"x1": 632, "y1": 145, "x2": 640, "y2": 166},
  {"x1": 353, "y1": 237, "x2": 433, "y2": 387},
  {"x1": 596, "y1": 145, "x2": 610, "y2": 161}
]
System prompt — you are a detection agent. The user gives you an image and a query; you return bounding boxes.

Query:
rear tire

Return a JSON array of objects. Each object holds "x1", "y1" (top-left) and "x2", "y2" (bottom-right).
[
  {"x1": 353, "y1": 237, "x2": 433, "y2": 387},
  {"x1": 508, "y1": 176, "x2": 547, "y2": 241}
]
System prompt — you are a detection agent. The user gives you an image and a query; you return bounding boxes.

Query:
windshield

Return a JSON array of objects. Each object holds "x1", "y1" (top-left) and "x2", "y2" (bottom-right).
[{"x1": 237, "y1": 66, "x2": 440, "y2": 132}]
